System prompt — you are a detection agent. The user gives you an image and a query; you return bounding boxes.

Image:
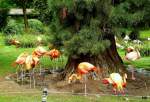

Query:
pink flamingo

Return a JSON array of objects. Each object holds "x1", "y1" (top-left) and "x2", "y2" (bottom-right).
[{"x1": 124, "y1": 46, "x2": 141, "y2": 80}]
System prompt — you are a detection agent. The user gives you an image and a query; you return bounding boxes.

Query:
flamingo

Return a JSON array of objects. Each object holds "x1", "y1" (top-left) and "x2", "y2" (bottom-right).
[
  {"x1": 68, "y1": 62, "x2": 98, "y2": 83},
  {"x1": 102, "y1": 73, "x2": 127, "y2": 94},
  {"x1": 14, "y1": 52, "x2": 29, "y2": 66},
  {"x1": 9, "y1": 39, "x2": 20, "y2": 48},
  {"x1": 45, "y1": 49, "x2": 61, "y2": 73},
  {"x1": 124, "y1": 46, "x2": 141, "y2": 80},
  {"x1": 14, "y1": 49, "x2": 42, "y2": 87},
  {"x1": 14, "y1": 52, "x2": 40, "y2": 72},
  {"x1": 46, "y1": 49, "x2": 60, "y2": 59},
  {"x1": 32, "y1": 46, "x2": 47, "y2": 58},
  {"x1": 25, "y1": 54, "x2": 40, "y2": 70}
]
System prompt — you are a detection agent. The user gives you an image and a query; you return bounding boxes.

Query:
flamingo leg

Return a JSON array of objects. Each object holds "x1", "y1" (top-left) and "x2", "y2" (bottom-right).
[
  {"x1": 84, "y1": 74, "x2": 87, "y2": 96},
  {"x1": 33, "y1": 68, "x2": 36, "y2": 88}
]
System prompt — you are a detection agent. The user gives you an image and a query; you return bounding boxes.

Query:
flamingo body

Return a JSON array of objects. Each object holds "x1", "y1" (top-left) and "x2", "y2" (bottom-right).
[
  {"x1": 102, "y1": 73, "x2": 127, "y2": 94},
  {"x1": 25, "y1": 55, "x2": 39, "y2": 70},
  {"x1": 46, "y1": 49, "x2": 60, "y2": 59},
  {"x1": 68, "y1": 62, "x2": 97, "y2": 83},
  {"x1": 15, "y1": 52, "x2": 29, "y2": 65},
  {"x1": 125, "y1": 51, "x2": 140, "y2": 61},
  {"x1": 77, "y1": 62, "x2": 97, "y2": 75},
  {"x1": 33, "y1": 46, "x2": 47, "y2": 57}
]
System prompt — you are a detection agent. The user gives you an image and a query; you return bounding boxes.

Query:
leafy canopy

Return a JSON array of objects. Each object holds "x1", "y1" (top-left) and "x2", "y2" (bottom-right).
[{"x1": 47, "y1": 0, "x2": 112, "y2": 56}]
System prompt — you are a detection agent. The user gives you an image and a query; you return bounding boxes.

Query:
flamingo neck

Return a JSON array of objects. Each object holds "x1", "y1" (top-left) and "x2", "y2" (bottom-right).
[{"x1": 123, "y1": 75, "x2": 127, "y2": 83}]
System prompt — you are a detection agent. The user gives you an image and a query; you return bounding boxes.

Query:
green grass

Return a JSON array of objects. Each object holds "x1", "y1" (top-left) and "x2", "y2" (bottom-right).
[
  {"x1": 0, "y1": 31, "x2": 150, "y2": 77},
  {"x1": 0, "y1": 94, "x2": 149, "y2": 102},
  {"x1": 118, "y1": 49, "x2": 150, "y2": 69},
  {"x1": 140, "y1": 30, "x2": 150, "y2": 39},
  {"x1": 0, "y1": 35, "x2": 67, "y2": 76}
]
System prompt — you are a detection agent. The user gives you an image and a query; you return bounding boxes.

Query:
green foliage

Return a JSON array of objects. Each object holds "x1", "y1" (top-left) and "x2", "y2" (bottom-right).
[
  {"x1": 111, "y1": 0, "x2": 150, "y2": 28},
  {"x1": 4, "y1": 34, "x2": 50, "y2": 48},
  {"x1": 129, "y1": 29, "x2": 140, "y2": 40},
  {"x1": 140, "y1": 30, "x2": 150, "y2": 39},
  {"x1": 28, "y1": 19, "x2": 45, "y2": 33},
  {"x1": 11, "y1": 0, "x2": 33, "y2": 8},
  {"x1": 65, "y1": 20, "x2": 110, "y2": 55},
  {"x1": 3, "y1": 19, "x2": 24, "y2": 35},
  {"x1": 139, "y1": 41, "x2": 150, "y2": 57},
  {"x1": 4, "y1": 19, "x2": 45, "y2": 35},
  {"x1": 0, "y1": 9, "x2": 9, "y2": 31},
  {"x1": 48, "y1": 0, "x2": 112, "y2": 56},
  {"x1": 0, "y1": 0, "x2": 16, "y2": 8},
  {"x1": 33, "y1": 0, "x2": 52, "y2": 25}
]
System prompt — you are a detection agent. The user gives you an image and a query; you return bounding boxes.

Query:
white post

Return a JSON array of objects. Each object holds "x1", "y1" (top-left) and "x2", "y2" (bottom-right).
[{"x1": 42, "y1": 88, "x2": 48, "y2": 102}]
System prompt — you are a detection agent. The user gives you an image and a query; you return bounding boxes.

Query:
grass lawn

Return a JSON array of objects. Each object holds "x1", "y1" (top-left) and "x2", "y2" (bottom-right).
[
  {"x1": 0, "y1": 94, "x2": 149, "y2": 102},
  {"x1": 118, "y1": 49, "x2": 150, "y2": 69},
  {"x1": 0, "y1": 35, "x2": 67, "y2": 77},
  {"x1": 0, "y1": 34, "x2": 149, "y2": 77},
  {"x1": 140, "y1": 30, "x2": 150, "y2": 39}
]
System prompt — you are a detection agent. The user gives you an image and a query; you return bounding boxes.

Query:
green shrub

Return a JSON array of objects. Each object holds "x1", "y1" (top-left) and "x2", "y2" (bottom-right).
[
  {"x1": 28, "y1": 19, "x2": 45, "y2": 33},
  {"x1": 0, "y1": 9, "x2": 9, "y2": 31},
  {"x1": 4, "y1": 19, "x2": 45, "y2": 35},
  {"x1": 129, "y1": 30, "x2": 140, "y2": 40},
  {"x1": 139, "y1": 41, "x2": 150, "y2": 57},
  {"x1": 3, "y1": 19, "x2": 24, "y2": 35},
  {"x1": 4, "y1": 34, "x2": 50, "y2": 48}
]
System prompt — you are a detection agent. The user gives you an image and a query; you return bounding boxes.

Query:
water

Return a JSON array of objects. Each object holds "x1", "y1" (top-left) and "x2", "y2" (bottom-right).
[{"x1": 127, "y1": 65, "x2": 150, "y2": 77}]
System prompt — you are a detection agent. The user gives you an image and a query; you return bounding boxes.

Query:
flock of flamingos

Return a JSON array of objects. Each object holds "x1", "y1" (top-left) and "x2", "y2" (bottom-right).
[{"x1": 10, "y1": 38, "x2": 141, "y2": 95}]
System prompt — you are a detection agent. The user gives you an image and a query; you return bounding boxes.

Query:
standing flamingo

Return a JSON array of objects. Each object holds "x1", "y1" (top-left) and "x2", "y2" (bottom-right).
[
  {"x1": 68, "y1": 62, "x2": 98, "y2": 83},
  {"x1": 14, "y1": 52, "x2": 40, "y2": 87},
  {"x1": 45, "y1": 48, "x2": 60, "y2": 72},
  {"x1": 32, "y1": 46, "x2": 47, "y2": 58},
  {"x1": 124, "y1": 46, "x2": 141, "y2": 80},
  {"x1": 46, "y1": 49, "x2": 60, "y2": 59},
  {"x1": 14, "y1": 52, "x2": 29, "y2": 66},
  {"x1": 102, "y1": 73, "x2": 127, "y2": 94}
]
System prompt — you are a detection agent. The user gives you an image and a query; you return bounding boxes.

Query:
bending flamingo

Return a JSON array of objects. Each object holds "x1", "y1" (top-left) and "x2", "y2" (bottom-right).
[
  {"x1": 102, "y1": 73, "x2": 127, "y2": 94},
  {"x1": 68, "y1": 62, "x2": 98, "y2": 83}
]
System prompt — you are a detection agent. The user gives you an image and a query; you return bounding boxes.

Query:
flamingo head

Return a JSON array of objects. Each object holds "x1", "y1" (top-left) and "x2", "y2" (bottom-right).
[
  {"x1": 102, "y1": 78, "x2": 113, "y2": 84},
  {"x1": 126, "y1": 46, "x2": 134, "y2": 53}
]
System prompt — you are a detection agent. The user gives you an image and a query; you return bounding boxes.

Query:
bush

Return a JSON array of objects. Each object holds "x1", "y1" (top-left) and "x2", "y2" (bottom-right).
[
  {"x1": 28, "y1": 19, "x2": 45, "y2": 34},
  {"x1": 0, "y1": 9, "x2": 8, "y2": 31},
  {"x1": 139, "y1": 41, "x2": 150, "y2": 57},
  {"x1": 129, "y1": 30, "x2": 140, "y2": 40},
  {"x1": 4, "y1": 34, "x2": 50, "y2": 48},
  {"x1": 4, "y1": 19, "x2": 45, "y2": 35},
  {"x1": 3, "y1": 19, "x2": 24, "y2": 35}
]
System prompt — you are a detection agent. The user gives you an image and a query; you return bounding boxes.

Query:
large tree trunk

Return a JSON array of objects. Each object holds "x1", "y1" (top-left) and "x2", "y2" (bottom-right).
[{"x1": 60, "y1": 34, "x2": 125, "y2": 80}]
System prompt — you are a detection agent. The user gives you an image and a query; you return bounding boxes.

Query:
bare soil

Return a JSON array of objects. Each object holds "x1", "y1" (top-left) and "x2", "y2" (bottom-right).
[{"x1": 0, "y1": 71, "x2": 150, "y2": 96}]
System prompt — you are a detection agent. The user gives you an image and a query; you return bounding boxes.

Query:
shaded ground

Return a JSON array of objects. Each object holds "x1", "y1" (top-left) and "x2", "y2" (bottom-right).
[{"x1": 0, "y1": 71, "x2": 150, "y2": 96}]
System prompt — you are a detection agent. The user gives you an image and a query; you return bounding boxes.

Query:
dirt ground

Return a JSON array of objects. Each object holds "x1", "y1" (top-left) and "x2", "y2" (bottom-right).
[
  {"x1": 46, "y1": 71, "x2": 150, "y2": 96},
  {"x1": 0, "y1": 71, "x2": 150, "y2": 96}
]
